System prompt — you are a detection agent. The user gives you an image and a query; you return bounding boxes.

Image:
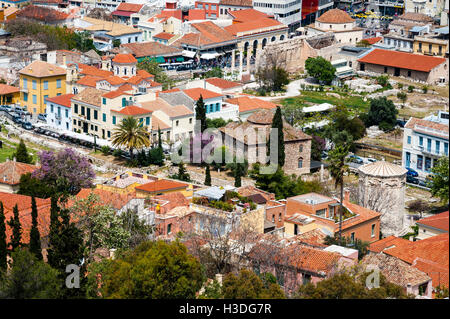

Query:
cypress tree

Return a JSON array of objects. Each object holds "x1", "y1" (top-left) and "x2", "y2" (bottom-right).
[
  {"x1": 205, "y1": 165, "x2": 211, "y2": 186},
  {"x1": 29, "y1": 197, "x2": 42, "y2": 261},
  {"x1": 47, "y1": 196, "x2": 60, "y2": 269},
  {"x1": 158, "y1": 127, "x2": 162, "y2": 149},
  {"x1": 195, "y1": 95, "x2": 207, "y2": 134},
  {"x1": 0, "y1": 202, "x2": 7, "y2": 271},
  {"x1": 12, "y1": 139, "x2": 33, "y2": 164},
  {"x1": 234, "y1": 162, "x2": 243, "y2": 187},
  {"x1": 177, "y1": 161, "x2": 190, "y2": 182},
  {"x1": 7, "y1": 204, "x2": 22, "y2": 253},
  {"x1": 271, "y1": 107, "x2": 285, "y2": 167}
]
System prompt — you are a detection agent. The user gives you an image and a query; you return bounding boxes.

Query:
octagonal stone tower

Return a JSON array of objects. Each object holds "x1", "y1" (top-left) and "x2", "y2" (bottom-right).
[{"x1": 358, "y1": 161, "x2": 407, "y2": 237}]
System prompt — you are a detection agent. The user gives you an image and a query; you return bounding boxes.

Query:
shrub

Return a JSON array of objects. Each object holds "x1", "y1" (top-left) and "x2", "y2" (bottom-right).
[
  {"x1": 397, "y1": 83, "x2": 403, "y2": 89},
  {"x1": 408, "y1": 85, "x2": 415, "y2": 93},
  {"x1": 100, "y1": 145, "x2": 111, "y2": 155},
  {"x1": 422, "y1": 85, "x2": 428, "y2": 94},
  {"x1": 112, "y1": 149, "x2": 123, "y2": 157}
]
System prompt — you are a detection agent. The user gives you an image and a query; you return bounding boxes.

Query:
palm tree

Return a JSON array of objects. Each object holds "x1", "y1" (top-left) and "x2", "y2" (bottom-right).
[
  {"x1": 112, "y1": 117, "x2": 150, "y2": 160},
  {"x1": 328, "y1": 144, "x2": 350, "y2": 244}
]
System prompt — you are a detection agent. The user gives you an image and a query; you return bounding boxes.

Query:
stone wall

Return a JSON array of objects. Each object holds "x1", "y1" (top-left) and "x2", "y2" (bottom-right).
[
  {"x1": 358, "y1": 172, "x2": 406, "y2": 237},
  {"x1": 284, "y1": 139, "x2": 311, "y2": 175}
]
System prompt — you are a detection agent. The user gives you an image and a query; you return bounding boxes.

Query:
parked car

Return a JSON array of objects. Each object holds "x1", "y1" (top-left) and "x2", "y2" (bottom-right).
[
  {"x1": 22, "y1": 122, "x2": 33, "y2": 130},
  {"x1": 418, "y1": 179, "x2": 429, "y2": 187},
  {"x1": 348, "y1": 155, "x2": 363, "y2": 164},
  {"x1": 396, "y1": 119, "x2": 407, "y2": 128},
  {"x1": 12, "y1": 115, "x2": 23, "y2": 124},
  {"x1": 367, "y1": 157, "x2": 377, "y2": 163},
  {"x1": 38, "y1": 114, "x2": 47, "y2": 122},
  {"x1": 406, "y1": 168, "x2": 419, "y2": 177},
  {"x1": 406, "y1": 175, "x2": 419, "y2": 184}
]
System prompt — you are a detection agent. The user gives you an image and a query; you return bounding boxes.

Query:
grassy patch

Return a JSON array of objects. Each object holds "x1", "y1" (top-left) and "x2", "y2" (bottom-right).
[
  {"x1": 0, "y1": 144, "x2": 16, "y2": 162},
  {"x1": 283, "y1": 91, "x2": 368, "y2": 114}
]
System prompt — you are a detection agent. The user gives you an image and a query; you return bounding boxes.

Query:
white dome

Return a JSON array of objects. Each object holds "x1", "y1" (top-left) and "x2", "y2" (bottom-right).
[{"x1": 358, "y1": 161, "x2": 407, "y2": 177}]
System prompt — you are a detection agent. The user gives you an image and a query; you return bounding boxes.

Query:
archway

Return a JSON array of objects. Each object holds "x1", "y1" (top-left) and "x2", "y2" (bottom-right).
[
  {"x1": 280, "y1": 34, "x2": 285, "y2": 41},
  {"x1": 262, "y1": 38, "x2": 267, "y2": 49}
]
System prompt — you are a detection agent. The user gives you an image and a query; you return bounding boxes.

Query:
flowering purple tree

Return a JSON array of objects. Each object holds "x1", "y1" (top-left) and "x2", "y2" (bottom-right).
[{"x1": 33, "y1": 148, "x2": 95, "y2": 197}]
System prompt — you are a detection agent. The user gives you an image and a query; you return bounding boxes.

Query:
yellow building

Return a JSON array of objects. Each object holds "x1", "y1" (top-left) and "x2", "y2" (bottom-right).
[
  {"x1": 413, "y1": 36, "x2": 449, "y2": 57},
  {"x1": 135, "y1": 179, "x2": 194, "y2": 198},
  {"x1": 19, "y1": 60, "x2": 67, "y2": 114},
  {"x1": 96, "y1": 171, "x2": 158, "y2": 194},
  {"x1": 0, "y1": 84, "x2": 20, "y2": 105}
]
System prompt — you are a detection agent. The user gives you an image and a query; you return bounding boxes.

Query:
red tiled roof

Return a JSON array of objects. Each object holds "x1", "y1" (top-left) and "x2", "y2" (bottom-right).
[
  {"x1": 153, "y1": 32, "x2": 176, "y2": 40},
  {"x1": 417, "y1": 211, "x2": 449, "y2": 232},
  {"x1": 111, "y1": 10, "x2": 133, "y2": 17},
  {"x1": 74, "y1": 188, "x2": 137, "y2": 211},
  {"x1": 77, "y1": 75, "x2": 103, "y2": 87},
  {"x1": 368, "y1": 235, "x2": 412, "y2": 253},
  {"x1": 225, "y1": 17, "x2": 285, "y2": 35},
  {"x1": 111, "y1": 105, "x2": 153, "y2": 116},
  {"x1": 136, "y1": 179, "x2": 189, "y2": 193},
  {"x1": 122, "y1": 42, "x2": 183, "y2": 58},
  {"x1": 228, "y1": 8, "x2": 269, "y2": 22},
  {"x1": 404, "y1": 117, "x2": 449, "y2": 134},
  {"x1": 316, "y1": 8, "x2": 354, "y2": 24},
  {"x1": 102, "y1": 89, "x2": 131, "y2": 99},
  {"x1": 154, "y1": 192, "x2": 189, "y2": 211},
  {"x1": 205, "y1": 77, "x2": 242, "y2": 89},
  {"x1": 0, "y1": 84, "x2": 20, "y2": 95},
  {"x1": 0, "y1": 192, "x2": 51, "y2": 244},
  {"x1": 136, "y1": 69, "x2": 154, "y2": 79},
  {"x1": 363, "y1": 37, "x2": 382, "y2": 45},
  {"x1": 225, "y1": 96, "x2": 277, "y2": 113},
  {"x1": 358, "y1": 49, "x2": 446, "y2": 72},
  {"x1": 17, "y1": 5, "x2": 69, "y2": 22},
  {"x1": 151, "y1": 115, "x2": 171, "y2": 130},
  {"x1": 102, "y1": 75, "x2": 126, "y2": 86},
  {"x1": 191, "y1": 21, "x2": 235, "y2": 43},
  {"x1": 187, "y1": 8, "x2": 206, "y2": 21},
  {"x1": 79, "y1": 64, "x2": 113, "y2": 78},
  {"x1": 159, "y1": 9, "x2": 182, "y2": 21},
  {"x1": 0, "y1": 161, "x2": 37, "y2": 186},
  {"x1": 112, "y1": 53, "x2": 137, "y2": 64},
  {"x1": 116, "y1": 2, "x2": 144, "y2": 13},
  {"x1": 183, "y1": 87, "x2": 223, "y2": 100},
  {"x1": 45, "y1": 93, "x2": 75, "y2": 108}
]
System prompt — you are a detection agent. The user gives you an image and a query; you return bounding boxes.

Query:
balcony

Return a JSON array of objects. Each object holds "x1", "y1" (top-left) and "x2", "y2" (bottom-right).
[{"x1": 20, "y1": 87, "x2": 28, "y2": 93}]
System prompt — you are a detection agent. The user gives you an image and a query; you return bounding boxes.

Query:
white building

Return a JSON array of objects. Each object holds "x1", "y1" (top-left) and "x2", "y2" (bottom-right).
[
  {"x1": 405, "y1": 0, "x2": 446, "y2": 19},
  {"x1": 45, "y1": 94, "x2": 74, "y2": 132},
  {"x1": 253, "y1": 0, "x2": 302, "y2": 31},
  {"x1": 402, "y1": 111, "x2": 449, "y2": 177}
]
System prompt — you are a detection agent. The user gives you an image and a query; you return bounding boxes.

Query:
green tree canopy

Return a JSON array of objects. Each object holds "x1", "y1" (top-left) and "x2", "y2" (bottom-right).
[
  {"x1": 86, "y1": 241, "x2": 205, "y2": 299},
  {"x1": 365, "y1": 97, "x2": 398, "y2": 132},
  {"x1": 0, "y1": 249, "x2": 61, "y2": 299},
  {"x1": 271, "y1": 106, "x2": 285, "y2": 168},
  {"x1": 0, "y1": 202, "x2": 6, "y2": 271},
  {"x1": 222, "y1": 269, "x2": 285, "y2": 299},
  {"x1": 11, "y1": 139, "x2": 33, "y2": 164},
  {"x1": 430, "y1": 156, "x2": 449, "y2": 205},
  {"x1": 18, "y1": 172, "x2": 56, "y2": 199},
  {"x1": 112, "y1": 117, "x2": 150, "y2": 160},
  {"x1": 29, "y1": 197, "x2": 42, "y2": 261},
  {"x1": 305, "y1": 57, "x2": 336, "y2": 84},
  {"x1": 297, "y1": 271, "x2": 411, "y2": 299}
]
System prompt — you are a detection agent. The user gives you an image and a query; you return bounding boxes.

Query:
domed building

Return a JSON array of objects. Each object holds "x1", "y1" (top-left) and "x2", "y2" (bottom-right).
[
  {"x1": 305, "y1": 9, "x2": 364, "y2": 45},
  {"x1": 112, "y1": 54, "x2": 137, "y2": 78},
  {"x1": 358, "y1": 161, "x2": 407, "y2": 237},
  {"x1": 219, "y1": 109, "x2": 312, "y2": 175}
]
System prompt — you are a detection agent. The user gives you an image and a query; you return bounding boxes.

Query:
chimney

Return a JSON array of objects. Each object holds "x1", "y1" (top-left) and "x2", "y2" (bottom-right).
[{"x1": 344, "y1": 190, "x2": 350, "y2": 202}]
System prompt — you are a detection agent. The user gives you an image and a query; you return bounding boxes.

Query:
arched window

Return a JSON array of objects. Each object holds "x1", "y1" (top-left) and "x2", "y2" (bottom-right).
[
  {"x1": 280, "y1": 35, "x2": 285, "y2": 41},
  {"x1": 298, "y1": 157, "x2": 303, "y2": 168},
  {"x1": 299, "y1": 144, "x2": 303, "y2": 153},
  {"x1": 271, "y1": 36, "x2": 276, "y2": 42}
]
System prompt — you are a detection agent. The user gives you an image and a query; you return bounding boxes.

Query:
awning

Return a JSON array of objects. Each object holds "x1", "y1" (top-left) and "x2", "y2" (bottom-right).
[
  {"x1": 176, "y1": 57, "x2": 184, "y2": 62},
  {"x1": 150, "y1": 56, "x2": 166, "y2": 63},
  {"x1": 182, "y1": 50, "x2": 196, "y2": 58},
  {"x1": 111, "y1": 10, "x2": 133, "y2": 17},
  {"x1": 200, "y1": 52, "x2": 219, "y2": 60}
]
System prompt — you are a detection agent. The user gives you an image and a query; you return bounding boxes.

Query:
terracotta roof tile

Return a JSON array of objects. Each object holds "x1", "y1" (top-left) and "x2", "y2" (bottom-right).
[
  {"x1": 219, "y1": 0, "x2": 252, "y2": 7},
  {"x1": 136, "y1": 69, "x2": 155, "y2": 79},
  {"x1": 77, "y1": 75, "x2": 103, "y2": 88},
  {"x1": 228, "y1": 8, "x2": 269, "y2": 22},
  {"x1": 316, "y1": 8, "x2": 354, "y2": 24},
  {"x1": 74, "y1": 188, "x2": 138, "y2": 211},
  {"x1": 116, "y1": 2, "x2": 143, "y2": 13},
  {"x1": 17, "y1": 5, "x2": 69, "y2": 22},
  {"x1": 78, "y1": 63, "x2": 113, "y2": 78},
  {"x1": 0, "y1": 84, "x2": 20, "y2": 95},
  {"x1": 225, "y1": 18, "x2": 285, "y2": 35},
  {"x1": 112, "y1": 53, "x2": 137, "y2": 64},
  {"x1": 122, "y1": 42, "x2": 183, "y2": 58},
  {"x1": 19, "y1": 60, "x2": 66, "y2": 78},
  {"x1": 363, "y1": 37, "x2": 382, "y2": 45},
  {"x1": 112, "y1": 105, "x2": 153, "y2": 116},
  {"x1": 72, "y1": 87, "x2": 103, "y2": 106},
  {"x1": 151, "y1": 115, "x2": 171, "y2": 130},
  {"x1": 102, "y1": 89, "x2": 131, "y2": 99},
  {"x1": 362, "y1": 253, "x2": 431, "y2": 287},
  {"x1": 136, "y1": 179, "x2": 189, "y2": 194},
  {"x1": 183, "y1": 87, "x2": 223, "y2": 100},
  {"x1": 0, "y1": 161, "x2": 37, "y2": 186},
  {"x1": 417, "y1": 211, "x2": 449, "y2": 232},
  {"x1": 205, "y1": 77, "x2": 242, "y2": 89},
  {"x1": 404, "y1": 117, "x2": 449, "y2": 135},
  {"x1": 45, "y1": 93, "x2": 75, "y2": 108},
  {"x1": 153, "y1": 32, "x2": 176, "y2": 40},
  {"x1": 226, "y1": 96, "x2": 277, "y2": 113},
  {"x1": 187, "y1": 8, "x2": 206, "y2": 21},
  {"x1": 398, "y1": 12, "x2": 434, "y2": 23},
  {"x1": 358, "y1": 49, "x2": 446, "y2": 72},
  {"x1": 191, "y1": 21, "x2": 235, "y2": 43},
  {"x1": 369, "y1": 235, "x2": 411, "y2": 253}
]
